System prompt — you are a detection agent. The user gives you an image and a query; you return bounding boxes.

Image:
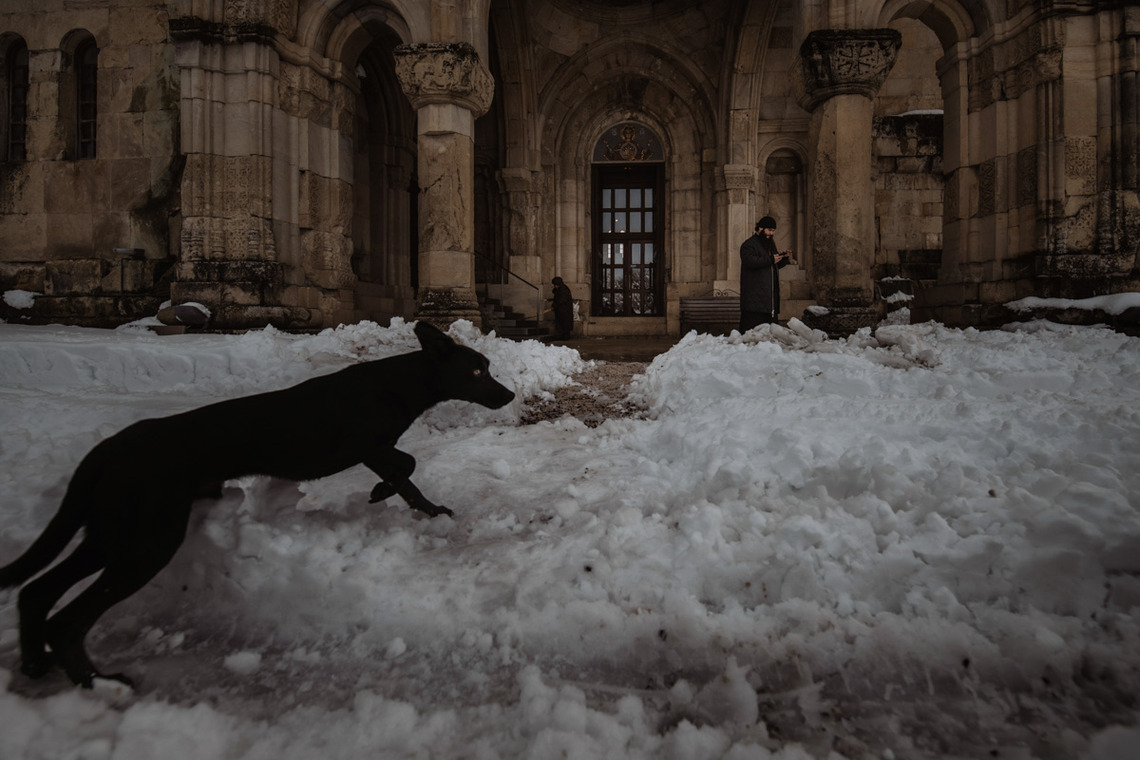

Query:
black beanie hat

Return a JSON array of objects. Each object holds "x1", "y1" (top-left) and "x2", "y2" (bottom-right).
[{"x1": 756, "y1": 216, "x2": 777, "y2": 230}]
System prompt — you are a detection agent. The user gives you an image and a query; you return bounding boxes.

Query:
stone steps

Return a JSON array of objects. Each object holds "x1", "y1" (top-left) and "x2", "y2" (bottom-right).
[{"x1": 478, "y1": 296, "x2": 549, "y2": 339}]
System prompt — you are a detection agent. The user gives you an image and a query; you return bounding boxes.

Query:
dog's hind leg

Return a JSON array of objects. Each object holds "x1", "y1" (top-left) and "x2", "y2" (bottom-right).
[
  {"x1": 43, "y1": 501, "x2": 192, "y2": 688},
  {"x1": 42, "y1": 552, "x2": 181, "y2": 687},
  {"x1": 365, "y1": 449, "x2": 453, "y2": 518},
  {"x1": 16, "y1": 538, "x2": 106, "y2": 679}
]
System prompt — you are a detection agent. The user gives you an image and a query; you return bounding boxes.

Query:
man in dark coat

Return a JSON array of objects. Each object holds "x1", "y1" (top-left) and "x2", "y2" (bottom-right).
[
  {"x1": 739, "y1": 215, "x2": 792, "y2": 331},
  {"x1": 551, "y1": 276, "x2": 574, "y2": 340}
]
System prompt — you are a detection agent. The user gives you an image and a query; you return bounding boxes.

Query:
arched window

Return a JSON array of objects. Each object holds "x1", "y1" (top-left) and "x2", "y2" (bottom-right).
[
  {"x1": 3, "y1": 37, "x2": 28, "y2": 162},
  {"x1": 57, "y1": 31, "x2": 97, "y2": 161},
  {"x1": 75, "y1": 38, "x2": 97, "y2": 159}
]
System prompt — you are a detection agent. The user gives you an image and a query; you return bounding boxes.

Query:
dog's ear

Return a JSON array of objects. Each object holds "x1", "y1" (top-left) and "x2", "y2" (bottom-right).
[{"x1": 414, "y1": 321, "x2": 456, "y2": 355}]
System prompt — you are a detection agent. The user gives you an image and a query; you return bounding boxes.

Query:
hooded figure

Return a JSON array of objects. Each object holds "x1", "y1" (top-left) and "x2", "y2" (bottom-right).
[
  {"x1": 551, "y1": 276, "x2": 574, "y2": 340},
  {"x1": 738, "y1": 215, "x2": 791, "y2": 331}
]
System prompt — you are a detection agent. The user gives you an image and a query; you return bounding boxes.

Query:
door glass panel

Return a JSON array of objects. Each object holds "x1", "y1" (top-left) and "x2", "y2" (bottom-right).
[{"x1": 592, "y1": 163, "x2": 662, "y2": 317}]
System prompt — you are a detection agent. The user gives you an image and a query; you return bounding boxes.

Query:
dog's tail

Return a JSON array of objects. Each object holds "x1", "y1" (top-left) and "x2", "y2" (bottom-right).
[{"x1": 0, "y1": 483, "x2": 89, "y2": 589}]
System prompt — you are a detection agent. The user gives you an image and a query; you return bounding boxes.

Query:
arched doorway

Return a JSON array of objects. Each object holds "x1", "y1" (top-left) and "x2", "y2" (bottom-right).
[
  {"x1": 350, "y1": 35, "x2": 418, "y2": 323},
  {"x1": 873, "y1": 13, "x2": 954, "y2": 316},
  {"x1": 590, "y1": 123, "x2": 665, "y2": 317}
]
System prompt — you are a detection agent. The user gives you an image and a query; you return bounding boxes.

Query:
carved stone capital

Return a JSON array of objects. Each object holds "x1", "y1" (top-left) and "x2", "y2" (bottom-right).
[
  {"x1": 721, "y1": 164, "x2": 757, "y2": 191},
  {"x1": 793, "y1": 29, "x2": 902, "y2": 111},
  {"x1": 394, "y1": 43, "x2": 494, "y2": 118}
]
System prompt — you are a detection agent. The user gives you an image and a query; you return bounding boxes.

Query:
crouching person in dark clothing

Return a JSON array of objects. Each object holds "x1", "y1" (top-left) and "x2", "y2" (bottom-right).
[{"x1": 739, "y1": 215, "x2": 793, "y2": 331}]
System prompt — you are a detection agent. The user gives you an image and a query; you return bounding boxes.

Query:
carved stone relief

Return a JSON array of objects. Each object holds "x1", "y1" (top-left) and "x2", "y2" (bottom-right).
[
  {"x1": 394, "y1": 43, "x2": 494, "y2": 118},
  {"x1": 1065, "y1": 136, "x2": 1097, "y2": 197},
  {"x1": 1017, "y1": 147, "x2": 1037, "y2": 209},
  {"x1": 794, "y1": 29, "x2": 902, "y2": 110}
]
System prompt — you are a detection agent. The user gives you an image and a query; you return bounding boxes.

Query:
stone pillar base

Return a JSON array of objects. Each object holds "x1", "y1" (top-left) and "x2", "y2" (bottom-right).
[
  {"x1": 802, "y1": 304, "x2": 885, "y2": 338},
  {"x1": 414, "y1": 287, "x2": 483, "y2": 330}
]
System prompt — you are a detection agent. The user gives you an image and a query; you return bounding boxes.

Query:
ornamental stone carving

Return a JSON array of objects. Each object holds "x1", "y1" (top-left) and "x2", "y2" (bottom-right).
[
  {"x1": 794, "y1": 29, "x2": 902, "y2": 111},
  {"x1": 721, "y1": 164, "x2": 756, "y2": 206},
  {"x1": 394, "y1": 42, "x2": 494, "y2": 118},
  {"x1": 721, "y1": 164, "x2": 757, "y2": 191}
]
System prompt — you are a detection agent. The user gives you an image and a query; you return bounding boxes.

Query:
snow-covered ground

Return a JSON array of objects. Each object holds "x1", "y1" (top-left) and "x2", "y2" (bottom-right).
[{"x1": 1, "y1": 317, "x2": 1138, "y2": 759}]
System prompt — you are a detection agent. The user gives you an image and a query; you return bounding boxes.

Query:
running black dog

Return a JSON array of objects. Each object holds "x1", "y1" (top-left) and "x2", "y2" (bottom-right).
[{"x1": 0, "y1": 321, "x2": 515, "y2": 688}]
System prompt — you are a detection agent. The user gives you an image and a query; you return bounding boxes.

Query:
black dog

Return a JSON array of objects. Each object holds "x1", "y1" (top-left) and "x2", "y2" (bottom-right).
[{"x1": 0, "y1": 321, "x2": 515, "y2": 688}]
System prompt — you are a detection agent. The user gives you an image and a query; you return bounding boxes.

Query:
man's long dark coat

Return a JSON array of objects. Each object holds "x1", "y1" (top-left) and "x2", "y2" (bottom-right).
[{"x1": 739, "y1": 232, "x2": 788, "y2": 318}]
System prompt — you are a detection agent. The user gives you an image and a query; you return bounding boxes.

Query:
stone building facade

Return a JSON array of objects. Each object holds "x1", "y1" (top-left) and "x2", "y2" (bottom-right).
[{"x1": 1, "y1": 0, "x2": 1137, "y2": 335}]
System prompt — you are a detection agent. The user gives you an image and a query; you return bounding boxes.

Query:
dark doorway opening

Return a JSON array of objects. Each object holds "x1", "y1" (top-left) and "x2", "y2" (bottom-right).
[{"x1": 592, "y1": 164, "x2": 664, "y2": 316}]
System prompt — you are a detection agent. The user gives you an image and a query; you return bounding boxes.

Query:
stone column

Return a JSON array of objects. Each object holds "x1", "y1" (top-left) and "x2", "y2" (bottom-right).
[
  {"x1": 1113, "y1": 11, "x2": 1139, "y2": 262},
  {"x1": 719, "y1": 164, "x2": 757, "y2": 293},
  {"x1": 395, "y1": 43, "x2": 494, "y2": 328},
  {"x1": 794, "y1": 29, "x2": 900, "y2": 335},
  {"x1": 171, "y1": 25, "x2": 299, "y2": 330}
]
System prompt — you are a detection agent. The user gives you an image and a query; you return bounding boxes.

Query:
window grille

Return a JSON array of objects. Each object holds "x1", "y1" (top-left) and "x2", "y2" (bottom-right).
[
  {"x1": 6, "y1": 41, "x2": 28, "y2": 162},
  {"x1": 76, "y1": 41, "x2": 97, "y2": 159}
]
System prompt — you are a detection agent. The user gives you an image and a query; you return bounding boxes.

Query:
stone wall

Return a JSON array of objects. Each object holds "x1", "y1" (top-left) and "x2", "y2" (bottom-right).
[
  {"x1": 1, "y1": 1, "x2": 1135, "y2": 335},
  {"x1": 873, "y1": 114, "x2": 944, "y2": 278},
  {"x1": 0, "y1": 0, "x2": 180, "y2": 325},
  {"x1": 917, "y1": 4, "x2": 1140, "y2": 327}
]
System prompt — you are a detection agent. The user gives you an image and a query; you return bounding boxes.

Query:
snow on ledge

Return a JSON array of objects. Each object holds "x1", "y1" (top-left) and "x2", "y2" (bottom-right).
[{"x1": 1005, "y1": 292, "x2": 1140, "y2": 316}]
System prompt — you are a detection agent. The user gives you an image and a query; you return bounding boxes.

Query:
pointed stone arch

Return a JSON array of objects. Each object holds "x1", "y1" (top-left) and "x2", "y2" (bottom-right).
[
  {"x1": 872, "y1": 0, "x2": 979, "y2": 317},
  {"x1": 872, "y1": 0, "x2": 981, "y2": 50},
  {"x1": 281, "y1": 1, "x2": 427, "y2": 324},
  {"x1": 296, "y1": 0, "x2": 424, "y2": 62},
  {"x1": 720, "y1": 1, "x2": 795, "y2": 296},
  {"x1": 537, "y1": 39, "x2": 717, "y2": 325},
  {"x1": 724, "y1": 0, "x2": 781, "y2": 169}
]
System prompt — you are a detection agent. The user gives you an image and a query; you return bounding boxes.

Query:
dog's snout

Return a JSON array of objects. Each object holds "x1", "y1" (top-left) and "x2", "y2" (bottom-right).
[{"x1": 486, "y1": 383, "x2": 515, "y2": 409}]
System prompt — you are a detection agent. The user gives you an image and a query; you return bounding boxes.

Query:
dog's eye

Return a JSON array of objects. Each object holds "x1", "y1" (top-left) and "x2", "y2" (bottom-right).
[{"x1": 473, "y1": 368, "x2": 483, "y2": 377}]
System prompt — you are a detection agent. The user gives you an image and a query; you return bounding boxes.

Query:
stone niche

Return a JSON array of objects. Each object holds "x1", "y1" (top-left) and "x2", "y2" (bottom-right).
[{"x1": 873, "y1": 112, "x2": 944, "y2": 285}]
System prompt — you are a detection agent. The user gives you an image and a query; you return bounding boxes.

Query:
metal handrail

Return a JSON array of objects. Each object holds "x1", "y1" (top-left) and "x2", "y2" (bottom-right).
[{"x1": 474, "y1": 252, "x2": 544, "y2": 323}]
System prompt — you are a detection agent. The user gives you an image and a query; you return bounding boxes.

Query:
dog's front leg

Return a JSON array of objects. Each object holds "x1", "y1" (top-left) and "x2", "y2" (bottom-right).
[
  {"x1": 383, "y1": 478, "x2": 453, "y2": 518},
  {"x1": 365, "y1": 450, "x2": 453, "y2": 518}
]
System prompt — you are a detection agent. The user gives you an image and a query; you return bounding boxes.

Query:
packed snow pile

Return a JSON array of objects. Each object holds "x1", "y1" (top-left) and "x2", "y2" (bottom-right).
[{"x1": 1, "y1": 319, "x2": 1138, "y2": 759}]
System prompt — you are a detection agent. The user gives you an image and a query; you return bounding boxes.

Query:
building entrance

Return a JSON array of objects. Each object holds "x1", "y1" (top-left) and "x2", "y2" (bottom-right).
[{"x1": 592, "y1": 164, "x2": 664, "y2": 317}]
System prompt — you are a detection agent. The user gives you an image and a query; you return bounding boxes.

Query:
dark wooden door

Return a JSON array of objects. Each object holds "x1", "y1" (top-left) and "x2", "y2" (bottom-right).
[{"x1": 592, "y1": 164, "x2": 664, "y2": 316}]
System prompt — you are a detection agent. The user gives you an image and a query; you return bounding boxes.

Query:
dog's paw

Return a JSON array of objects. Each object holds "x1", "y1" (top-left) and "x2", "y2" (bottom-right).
[
  {"x1": 413, "y1": 501, "x2": 454, "y2": 519},
  {"x1": 19, "y1": 653, "x2": 54, "y2": 680}
]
